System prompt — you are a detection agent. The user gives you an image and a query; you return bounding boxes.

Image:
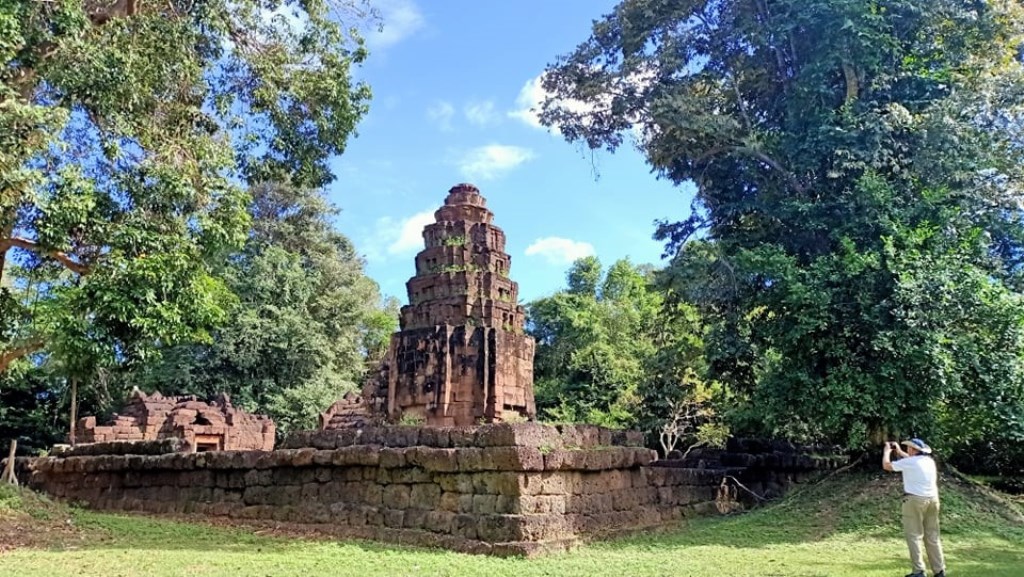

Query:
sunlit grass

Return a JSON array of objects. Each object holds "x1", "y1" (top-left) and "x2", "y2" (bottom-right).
[{"x1": 1, "y1": 472, "x2": 1021, "y2": 577}]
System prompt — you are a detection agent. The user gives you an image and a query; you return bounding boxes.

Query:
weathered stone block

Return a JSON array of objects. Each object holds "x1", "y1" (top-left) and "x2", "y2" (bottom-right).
[
  {"x1": 407, "y1": 448, "x2": 459, "y2": 472},
  {"x1": 418, "y1": 427, "x2": 451, "y2": 448},
  {"x1": 456, "y1": 493, "x2": 474, "y2": 513},
  {"x1": 490, "y1": 447, "x2": 544, "y2": 472},
  {"x1": 409, "y1": 484, "x2": 441, "y2": 509},
  {"x1": 438, "y1": 491, "x2": 460, "y2": 512},
  {"x1": 383, "y1": 508, "x2": 405, "y2": 528},
  {"x1": 384, "y1": 426, "x2": 420, "y2": 447},
  {"x1": 403, "y1": 508, "x2": 427, "y2": 529},
  {"x1": 339, "y1": 445, "x2": 383, "y2": 467},
  {"x1": 472, "y1": 494, "x2": 497, "y2": 515},
  {"x1": 364, "y1": 483, "x2": 384, "y2": 506},
  {"x1": 452, "y1": 514, "x2": 478, "y2": 540},
  {"x1": 382, "y1": 484, "x2": 411, "y2": 509},
  {"x1": 352, "y1": 427, "x2": 384, "y2": 446},
  {"x1": 424, "y1": 510, "x2": 455, "y2": 534},
  {"x1": 310, "y1": 431, "x2": 336, "y2": 450},
  {"x1": 494, "y1": 494, "x2": 516, "y2": 514},
  {"x1": 456, "y1": 448, "x2": 485, "y2": 470},
  {"x1": 390, "y1": 467, "x2": 432, "y2": 484},
  {"x1": 380, "y1": 448, "x2": 408, "y2": 469},
  {"x1": 473, "y1": 424, "x2": 563, "y2": 449},
  {"x1": 473, "y1": 472, "x2": 521, "y2": 495},
  {"x1": 448, "y1": 427, "x2": 477, "y2": 448},
  {"x1": 475, "y1": 515, "x2": 520, "y2": 542}
]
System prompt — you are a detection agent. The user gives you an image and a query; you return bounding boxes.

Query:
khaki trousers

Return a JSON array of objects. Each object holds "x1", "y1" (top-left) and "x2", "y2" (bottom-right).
[{"x1": 902, "y1": 494, "x2": 945, "y2": 574}]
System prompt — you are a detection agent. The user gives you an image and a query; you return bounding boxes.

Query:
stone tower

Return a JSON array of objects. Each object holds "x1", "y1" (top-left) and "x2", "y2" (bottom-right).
[{"x1": 320, "y1": 183, "x2": 536, "y2": 428}]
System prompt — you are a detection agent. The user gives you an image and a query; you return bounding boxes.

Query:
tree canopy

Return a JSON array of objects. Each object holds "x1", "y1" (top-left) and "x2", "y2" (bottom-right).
[
  {"x1": 541, "y1": 0, "x2": 1024, "y2": 449},
  {"x1": 1, "y1": 0, "x2": 373, "y2": 374},
  {"x1": 126, "y1": 182, "x2": 396, "y2": 435},
  {"x1": 528, "y1": 257, "x2": 708, "y2": 430}
]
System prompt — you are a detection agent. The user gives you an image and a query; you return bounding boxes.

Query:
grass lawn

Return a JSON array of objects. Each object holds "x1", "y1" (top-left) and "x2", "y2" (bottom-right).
[{"x1": 1, "y1": 471, "x2": 1022, "y2": 577}]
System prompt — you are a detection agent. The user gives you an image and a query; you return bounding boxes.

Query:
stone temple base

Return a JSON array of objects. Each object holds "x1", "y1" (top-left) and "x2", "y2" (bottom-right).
[{"x1": 21, "y1": 424, "x2": 752, "y2": 555}]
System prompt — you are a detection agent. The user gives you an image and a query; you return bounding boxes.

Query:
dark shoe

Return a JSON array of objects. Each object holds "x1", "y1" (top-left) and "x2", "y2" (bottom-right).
[
  {"x1": 905, "y1": 573, "x2": 925, "y2": 577},
  {"x1": 934, "y1": 572, "x2": 945, "y2": 577}
]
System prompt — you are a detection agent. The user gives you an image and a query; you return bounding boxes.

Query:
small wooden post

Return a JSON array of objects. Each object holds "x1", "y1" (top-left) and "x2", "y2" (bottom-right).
[
  {"x1": 1, "y1": 440, "x2": 18, "y2": 486},
  {"x1": 69, "y1": 376, "x2": 78, "y2": 446}
]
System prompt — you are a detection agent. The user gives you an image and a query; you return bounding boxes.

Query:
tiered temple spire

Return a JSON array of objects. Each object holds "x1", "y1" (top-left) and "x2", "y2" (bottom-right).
[{"x1": 320, "y1": 183, "x2": 535, "y2": 428}]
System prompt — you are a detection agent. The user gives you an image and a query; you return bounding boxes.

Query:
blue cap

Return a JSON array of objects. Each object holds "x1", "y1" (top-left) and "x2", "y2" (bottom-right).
[{"x1": 902, "y1": 438, "x2": 932, "y2": 454}]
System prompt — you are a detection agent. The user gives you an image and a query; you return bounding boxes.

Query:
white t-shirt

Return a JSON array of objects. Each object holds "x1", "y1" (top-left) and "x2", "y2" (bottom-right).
[{"x1": 892, "y1": 455, "x2": 938, "y2": 498}]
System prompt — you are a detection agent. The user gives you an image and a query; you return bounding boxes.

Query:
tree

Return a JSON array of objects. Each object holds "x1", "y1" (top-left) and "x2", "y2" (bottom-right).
[
  {"x1": 527, "y1": 257, "x2": 664, "y2": 428},
  {"x1": 1, "y1": 0, "x2": 374, "y2": 374},
  {"x1": 541, "y1": 1, "x2": 1024, "y2": 448},
  {"x1": 126, "y1": 182, "x2": 396, "y2": 435},
  {"x1": 658, "y1": 382, "x2": 730, "y2": 460},
  {"x1": 567, "y1": 255, "x2": 602, "y2": 296},
  {"x1": 0, "y1": 363, "x2": 65, "y2": 455}
]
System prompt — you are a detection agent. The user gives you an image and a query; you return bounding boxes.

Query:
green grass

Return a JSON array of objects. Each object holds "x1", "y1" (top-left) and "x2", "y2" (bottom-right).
[{"x1": 1, "y1": 472, "x2": 1021, "y2": 577}]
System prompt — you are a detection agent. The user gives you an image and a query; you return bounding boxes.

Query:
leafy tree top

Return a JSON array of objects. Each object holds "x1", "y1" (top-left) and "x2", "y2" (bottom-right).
[
  {"x1": 539, "y1": 0, "x2": 1024, "y2": 448},
  {"x1": 1, "y1": 0, "x2": 374, "y2": 372}
]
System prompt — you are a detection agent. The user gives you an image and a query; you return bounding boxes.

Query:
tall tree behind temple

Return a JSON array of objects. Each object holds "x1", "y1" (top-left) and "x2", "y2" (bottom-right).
[
  {"x1": 127, "y1": 183, "x2": 397, "y2": 435},
  {"x1": 540, "y1": 1, "x2": 1024, "y2": 449},
  {"x1": 527, "y1": 257, "x2": 663, "y2": 428},
  {"x1": 0, "y1": 0, "x2": 376, "y2": 448},
  {"x1": 0, "y1": 0, "x2": 374, "y2": 375}
]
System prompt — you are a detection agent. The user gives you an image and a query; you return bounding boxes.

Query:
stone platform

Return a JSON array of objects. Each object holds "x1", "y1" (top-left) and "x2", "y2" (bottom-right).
[{"x1": 17, "y1": 424, "x2": 845, "y2": 556}]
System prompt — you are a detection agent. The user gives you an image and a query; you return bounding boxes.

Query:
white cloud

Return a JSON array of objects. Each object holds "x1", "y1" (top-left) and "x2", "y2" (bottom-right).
[
  {"x1": 524, "y1": 237, "x2": 596, "y2": 265},
  {"x1": 366, "y1": 0, "x2": 425, "y2": 50},
  {"x1": 457, "y1": 144, "x2": 534, "y2": 181},
  {"x1": 387, "y1": 210, "x2": 435, "y2": 255},
  {"x1": 464, "y1": 100, "x2": 499, "y2": 127},
  {"x1": 509, "y1": 70, "x2": 655, "y2": 140},
  {"x1": 427, "y1": 100, "x2": 455, "y2": 131},
  {"x1": 363, "y1": 209, "x2": 435, "y2": 261},
  {"x1": 509, "y1": 74, "x2": 549, "y2": 130}
]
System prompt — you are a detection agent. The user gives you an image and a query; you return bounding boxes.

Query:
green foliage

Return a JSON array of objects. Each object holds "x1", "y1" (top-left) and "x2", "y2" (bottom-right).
[
  {"x1": 657, "y1": 380, "x2": 730, "y2": 458},
  {"x1": 0, "y1": 0, "x2": 374, "y2": 378},
  {"x1": 122, "y1": 182, "x2": 396, "y2": 436},
  {"x1": 566, "y1": 256, "x2": 602, "y2": 296},
  {"x1": 528, "y1": 257, "x2": 675, "y2": 429},
  {"x1": 441, "y1": 235, "x2": 467, "y2": 247},
  {"x1": 362, "y1": 296, "x2": 401, "y2": 364},
  {"x1": 541, "y1": 0, "x2": 1024, "y2": 450},
  {"x1": 0, "y1": 483, "x2": 21, "y2": 511},
  {"x1": 0, "y1": 362, "x2": 67, "y2": 454},
  {"x1": 398, "y1": 413, "x2": 425, "y2": 426},
  {"x1": 438, "y1": 264, "x2": 481, "y2": 274}
]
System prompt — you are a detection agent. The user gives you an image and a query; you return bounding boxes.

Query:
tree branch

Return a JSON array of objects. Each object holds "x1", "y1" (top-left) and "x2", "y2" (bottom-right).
[
  {"x1": 0, "y1": 338, "x2": 45, "y2": 373},
  {"x1": 842, "y1": 61, "x2": 859, "y2": 105},
  {"x1": 0, "y1": 237, "x2": 90, "y2": 275},
  {"x1": 695, "y1": 145, "x2": 806, "y2": 193},
  {"x1": 86, "y1": 0, "x2": 139, "y2": 26}
]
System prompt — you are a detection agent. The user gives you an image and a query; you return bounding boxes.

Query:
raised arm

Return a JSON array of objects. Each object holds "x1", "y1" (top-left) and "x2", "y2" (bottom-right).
[{"x1": 882, "y1": 442, "x2": 895, "y2": 471}]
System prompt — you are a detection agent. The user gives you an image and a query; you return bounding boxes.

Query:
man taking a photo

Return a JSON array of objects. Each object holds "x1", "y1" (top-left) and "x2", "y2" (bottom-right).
[{"x1": 883, "y1": 438, "x2": 947, "y2": 577}]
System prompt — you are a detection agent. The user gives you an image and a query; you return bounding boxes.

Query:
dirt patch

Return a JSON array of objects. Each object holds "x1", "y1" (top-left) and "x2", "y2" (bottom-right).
[{"x1": 0, "y1": 487, "x2": 95, "y2": 554}]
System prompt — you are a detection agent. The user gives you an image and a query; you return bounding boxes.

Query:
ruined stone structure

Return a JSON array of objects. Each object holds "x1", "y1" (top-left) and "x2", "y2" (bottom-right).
[
  {"x1": 323, "y1": 183, "x2": 535, "y2": 428},
  {"x1": 319, "y1": 392, "x2": 374, "y2": 429},
  {"x1": 17, "y1": 424, "x2": 847, "y2": 556},
  {"x1": 75, "y1": 389, "x2": 275, "y2": 452}
]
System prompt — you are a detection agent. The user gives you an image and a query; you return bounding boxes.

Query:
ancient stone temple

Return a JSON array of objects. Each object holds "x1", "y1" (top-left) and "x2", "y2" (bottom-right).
[
  {"x1": 321, "y1": 183, "x2": 535, "y2": 427},
  {"x1": 76, "y1": 389, "x2": 276, "y2": 452}
]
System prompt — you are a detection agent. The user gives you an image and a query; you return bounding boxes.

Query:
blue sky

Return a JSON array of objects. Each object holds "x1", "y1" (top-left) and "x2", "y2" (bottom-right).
[{"x1": 328, "y1": 0, "x2": 696, "y2": 304}]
